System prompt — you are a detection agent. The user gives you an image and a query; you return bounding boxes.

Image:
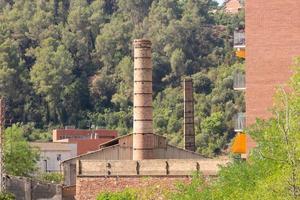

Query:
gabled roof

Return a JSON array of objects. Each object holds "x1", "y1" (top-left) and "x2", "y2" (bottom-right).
[
  {"x1": 99, "y1": 133, "x2": 130, "y2": 148},
  {"x1": 62, "y1": 144, "x2": 120, "y2": 163},
  {"x1": 62, "y1": 133, "x2": 205, "y2": 164}
]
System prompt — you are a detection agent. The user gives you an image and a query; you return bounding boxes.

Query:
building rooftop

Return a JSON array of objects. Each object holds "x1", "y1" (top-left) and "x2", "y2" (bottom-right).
[{"x1": 30, "y1": 142, "x2": 75, "y2": 151}]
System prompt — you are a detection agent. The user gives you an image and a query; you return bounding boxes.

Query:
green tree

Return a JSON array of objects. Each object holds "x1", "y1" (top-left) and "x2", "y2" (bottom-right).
[
  {"x1": 197, "y1": 112, "x2": 227, "y2": 156},
  {"x1": 30, "y1": 38, "x2": 74, "y2": 124},
  {"x1": 4, "y1": 124, "x2": 39, "y2": 177}
]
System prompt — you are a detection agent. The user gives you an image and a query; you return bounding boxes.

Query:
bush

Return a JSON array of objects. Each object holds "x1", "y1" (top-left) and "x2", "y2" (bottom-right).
[
  {"x1": 0, "y1": 192, "x2": 15, "y2": 200},
  {"x1": 97, "y1": 189, "x2": 137, "y2": 200},
  {"x1": 38, "y1": 172, "x2": 63, "y2": 184}
]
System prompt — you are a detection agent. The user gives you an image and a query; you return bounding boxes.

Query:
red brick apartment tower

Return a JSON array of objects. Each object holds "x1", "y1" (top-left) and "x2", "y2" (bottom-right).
[{"x1": 245, "y1": 1, "x2": 300, "y2": 125}]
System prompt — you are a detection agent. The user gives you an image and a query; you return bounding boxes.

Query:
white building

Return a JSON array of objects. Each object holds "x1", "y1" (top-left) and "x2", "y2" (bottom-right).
[{"x1": 30, "y1": 142, "x2": 77, "y2": 172}]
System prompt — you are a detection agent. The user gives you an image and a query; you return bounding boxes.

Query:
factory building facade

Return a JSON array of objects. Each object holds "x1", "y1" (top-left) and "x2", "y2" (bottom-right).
[{"x1": 61, "y1": 39, "x2": 228, "y2": 199}]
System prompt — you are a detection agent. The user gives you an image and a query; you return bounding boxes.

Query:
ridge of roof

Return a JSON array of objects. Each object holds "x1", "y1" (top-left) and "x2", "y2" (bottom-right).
[{"x1": 62, "y1": 133, "x2": 209, "y2": 163}]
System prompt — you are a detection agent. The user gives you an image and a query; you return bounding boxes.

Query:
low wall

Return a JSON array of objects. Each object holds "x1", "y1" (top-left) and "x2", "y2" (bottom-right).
[
  {"x1": 77, "y1": 159, "x2": 228, "y2": 176},
  {"x1": 75, "y1": 159, "x2": 228, "y2": 200},
  {"x1": 6, "y1": 176, "x2": 62, "y2": 200},
  {"x1": 76, "y1": 176, "x2": 191, "y2": 200}
]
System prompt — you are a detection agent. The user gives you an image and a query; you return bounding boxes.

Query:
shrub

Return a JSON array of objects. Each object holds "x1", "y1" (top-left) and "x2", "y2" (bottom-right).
[
  {"x1": 97, "y1": 189, "x2": 137, "y2": 200},
  {"x1": 38, "y1": 172, "x2": 63, "y2": 183},
  {"x1": 0, "y1": 192, "x2": 15, "y2": 200}
]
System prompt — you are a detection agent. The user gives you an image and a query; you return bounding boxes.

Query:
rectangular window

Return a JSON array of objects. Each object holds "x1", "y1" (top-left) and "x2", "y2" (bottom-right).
[{"x1": 57, "y1": 154, "x2": 62, "y2": 161}]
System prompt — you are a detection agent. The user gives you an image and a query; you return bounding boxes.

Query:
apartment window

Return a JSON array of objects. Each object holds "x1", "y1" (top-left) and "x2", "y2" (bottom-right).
[{"x1": 57, "y1": 154, "x2": 62, "y2": 161}]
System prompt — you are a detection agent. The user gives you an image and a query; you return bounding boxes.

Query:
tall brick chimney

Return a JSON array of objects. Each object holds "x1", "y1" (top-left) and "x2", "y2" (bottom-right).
[
  {"x1": 133, "y1": 39, "x2": 154, "y2": 160},
  {"x1": 183, "y1": 78, "x2": 195, "y2": 152}
]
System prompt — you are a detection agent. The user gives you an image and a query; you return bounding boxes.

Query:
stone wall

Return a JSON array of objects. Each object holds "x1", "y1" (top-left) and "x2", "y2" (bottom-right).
[
  {"x1": 76, "y1": 176, "x2": 191, "y2": 200},
  {"x1": 6, "y1": 176, "x2": 62, "y2": 200}
]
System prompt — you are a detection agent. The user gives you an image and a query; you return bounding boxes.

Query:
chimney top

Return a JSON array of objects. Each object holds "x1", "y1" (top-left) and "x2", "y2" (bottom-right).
[
  {"x1": 183, "y1": 77, "x2": 193, "y2": 82},
  {"x1": 133, "y1": 39, "x2": 152, "y2": 48}
]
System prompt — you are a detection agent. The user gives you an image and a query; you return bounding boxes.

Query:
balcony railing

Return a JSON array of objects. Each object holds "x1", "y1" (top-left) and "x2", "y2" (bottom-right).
[
  {"x1": 233, "y1": 73, "x2": 246, "y2": 90},
  {"x1": 234, "y1": 30, "x2": 245, "y2": 48},
  {"x1": 234, "y1": 112, "x2": 246, "y2": 132}
]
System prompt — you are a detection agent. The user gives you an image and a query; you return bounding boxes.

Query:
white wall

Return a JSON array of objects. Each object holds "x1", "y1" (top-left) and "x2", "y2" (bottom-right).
[{"x1": 37, "y1": 144, "x2": 77, "y2": 172}]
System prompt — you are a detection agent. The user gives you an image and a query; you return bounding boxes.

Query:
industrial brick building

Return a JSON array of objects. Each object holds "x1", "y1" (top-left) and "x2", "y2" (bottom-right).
[{"x1": 61, "y1": 39, "x2": 228, "y2": 200}]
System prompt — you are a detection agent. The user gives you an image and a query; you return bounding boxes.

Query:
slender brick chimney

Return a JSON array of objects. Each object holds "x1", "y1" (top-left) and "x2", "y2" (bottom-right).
[
  {"x1": 183, "y1": 78, "x2": 195, "y2": 152},
  {"x1": 133, "y1": 39, "x2": 154, "y2": 160}
]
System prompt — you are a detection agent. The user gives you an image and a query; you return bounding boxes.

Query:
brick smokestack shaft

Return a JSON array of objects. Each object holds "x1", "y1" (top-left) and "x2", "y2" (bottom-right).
[
  {"x1": 183, "y1": 78, "x2": 195, "y2": 152},
  {"x1": 133, "y1": 39, "x2": 154, "y2": 160}
]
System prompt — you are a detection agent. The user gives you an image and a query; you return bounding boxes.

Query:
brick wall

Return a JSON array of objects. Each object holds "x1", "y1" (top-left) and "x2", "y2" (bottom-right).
[
  {"x1": 76, "y1": 176, "x2": 191, "y2": 200},
  {"x1": 53, "y1": 129, "x2": 117, "y2": 142},
  {"x1": 53, "y1": 129, "x2": 118, "y2": 155},
  {"x1": 245, "y1": 0, "x2": 300, "y2": 125},
  {"x1": 73, "y1": 159, "x2": 228, "y2": 199}
]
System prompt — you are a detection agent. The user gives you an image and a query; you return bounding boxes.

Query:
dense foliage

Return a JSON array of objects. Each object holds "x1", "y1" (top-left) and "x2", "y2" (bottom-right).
[
  {"x1": 0, "y1": 0, "x2": 244, "y2": 156},
  {"x1": 4, "y1": 124, "x2": 39, "y2": 176},
  {"x1": 37, "y1": 172, "x2": 64, "y2": 183},
  {"x1": 0, "y1": 192, "x2": 15, "y2": 200},
  {"x1": 97, "y1": 189, "x2": 137, "y2": 200}
]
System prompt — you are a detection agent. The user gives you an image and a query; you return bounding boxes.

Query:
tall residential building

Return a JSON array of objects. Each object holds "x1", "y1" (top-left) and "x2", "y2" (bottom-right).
[
  {"x1": 232, "y1": 1, "x2": 300, "y2": 156},
  {"x1": 245, "y1": 1, "x2": 300, "y2": 125}
]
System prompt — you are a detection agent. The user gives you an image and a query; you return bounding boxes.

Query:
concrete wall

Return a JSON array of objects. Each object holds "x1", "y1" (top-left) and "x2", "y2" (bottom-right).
[
  {"x1": 38, "y1": 149, "x2": 75, "y2": 172},
  {"x1": 77, "y1": 159, "x2": 228, "y2": 177},
  {"x1": 6, "y1": 176, "x2": 62, "y2": 200},
  {"x1": 245, "y1": 0, "x2": 300, "y2": 125}
]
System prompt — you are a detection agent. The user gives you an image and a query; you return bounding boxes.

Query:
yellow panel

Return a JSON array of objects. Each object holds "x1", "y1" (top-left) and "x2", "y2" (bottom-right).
[
  {"x1": 231, "y1": 133, "x2": 246, "y2": 154},
  {"x1": 236, "y1": 49, "x2": 245, "y2": 58}
]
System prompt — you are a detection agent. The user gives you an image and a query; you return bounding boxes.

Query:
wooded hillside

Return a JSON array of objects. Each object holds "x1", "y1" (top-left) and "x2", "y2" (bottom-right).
[{"x1": 0, "y1": 0, "x2": 244, "y2": 156}]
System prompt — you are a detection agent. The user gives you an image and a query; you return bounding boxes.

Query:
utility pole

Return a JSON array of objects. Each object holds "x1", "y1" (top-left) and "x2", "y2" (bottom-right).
[{"x1": 0, "y1": 98, "x2": 6, "y2": 192}]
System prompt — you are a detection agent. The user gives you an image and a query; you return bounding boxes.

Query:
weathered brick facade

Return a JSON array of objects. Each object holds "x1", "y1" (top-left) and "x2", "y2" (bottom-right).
[
  {"x1": 76, "y1": 176, "x2": 191, "y2": 200},
  {"x1": 245, "y1": 1, "x2": 300, "y2": 125}
]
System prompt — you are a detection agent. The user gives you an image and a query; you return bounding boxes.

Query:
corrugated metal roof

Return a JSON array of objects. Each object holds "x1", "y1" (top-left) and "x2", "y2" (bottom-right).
[{"x1": 62, "y1": 133, "x2": 208, "y2": 164}]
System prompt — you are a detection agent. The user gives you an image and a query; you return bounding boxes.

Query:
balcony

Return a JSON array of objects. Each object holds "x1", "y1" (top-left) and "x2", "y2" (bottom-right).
[
  {"x1": 234, "y1": 112, "x2": 246, "y2": 132},
  {"x1": 234, "y1": 30, "x2": 245, "y2": 49},
  {"x1": 233, "y1": 73, "x2": 246, "y2": 90}
]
